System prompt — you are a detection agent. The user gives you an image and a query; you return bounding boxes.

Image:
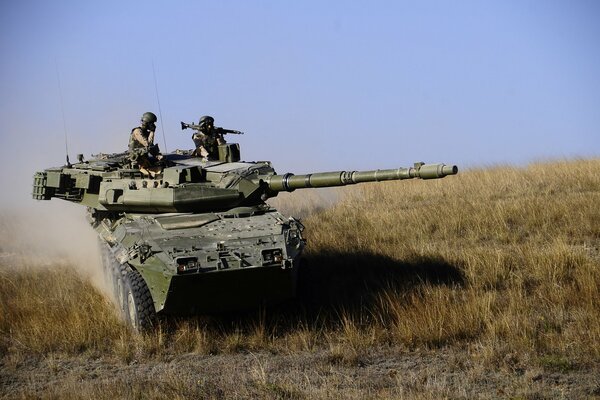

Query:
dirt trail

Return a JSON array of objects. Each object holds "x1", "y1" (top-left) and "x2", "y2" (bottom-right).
[{"x1": 2, "y1": 346, "x2": 599, "y2": 399}]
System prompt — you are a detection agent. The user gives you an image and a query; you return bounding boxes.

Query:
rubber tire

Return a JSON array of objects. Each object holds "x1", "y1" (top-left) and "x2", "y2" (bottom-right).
[
  {"x1": 100, "y1": 243, "x2": 156, "y2": 331},
  {"x1": 121, "y1": 266, "x2": 156, "y2": 331},
  {"x1": 100, "y1": 243, "x2": 126, "y2": 314},
  {"x1": 112, "y1": 262, "x2": 127, "y2": 317},
  {"x1": 100, "y1": 242, "x2": 114, "y2": 289}
]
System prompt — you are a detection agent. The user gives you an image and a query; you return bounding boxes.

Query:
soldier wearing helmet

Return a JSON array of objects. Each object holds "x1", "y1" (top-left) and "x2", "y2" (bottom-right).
[
  {"x1": 129, "y1": 112, "x2": 157, "y2": 151},
  {"x1": 129, "y1": 112, "x2": 162, "y2": 175},
  {"x1": 192, "y1": 115, "x2": 227, "y2": 160}
]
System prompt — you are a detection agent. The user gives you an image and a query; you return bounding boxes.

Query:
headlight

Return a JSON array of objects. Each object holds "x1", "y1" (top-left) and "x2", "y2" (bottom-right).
[
  {"x1": 176, "y1": 257, "x2": 199, "y2": 273},
  {"x1": 261, "y1": 249, "x2": 283, "y2": 266}
]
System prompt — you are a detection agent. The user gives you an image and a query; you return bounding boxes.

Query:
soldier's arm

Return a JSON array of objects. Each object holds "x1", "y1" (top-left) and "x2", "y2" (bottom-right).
[
  {"x1": 192, "y1": 132, "x2": 206, "y2": 148},
  {"x1": 148, "y1": 130, "x2": 155, "y2": 145},
  {"x1": 197, "y1": 146, "x2": 209, "y2": 158},
  {"x1": 132, "y1": 128, "x2": 149, "y2": 147}
]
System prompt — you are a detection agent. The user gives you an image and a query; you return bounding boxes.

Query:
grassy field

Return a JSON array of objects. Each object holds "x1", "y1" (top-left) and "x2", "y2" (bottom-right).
[{"x1": 1, "y1": 159, "x2": 599, "y2": 399}]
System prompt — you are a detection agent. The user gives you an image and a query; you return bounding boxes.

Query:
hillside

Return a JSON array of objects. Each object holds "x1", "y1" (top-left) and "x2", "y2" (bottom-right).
[{"x1": 1, "y1": 159, "x2": 599, "y2": 399}]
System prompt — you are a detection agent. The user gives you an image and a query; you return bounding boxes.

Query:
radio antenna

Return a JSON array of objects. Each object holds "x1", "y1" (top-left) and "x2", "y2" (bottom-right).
[
  {"x1": 152, "y1": 61, "x2": 168, "y2": 153},
  {"x1": 55, "y1": 60, "x2": 71, "y2": 166}
]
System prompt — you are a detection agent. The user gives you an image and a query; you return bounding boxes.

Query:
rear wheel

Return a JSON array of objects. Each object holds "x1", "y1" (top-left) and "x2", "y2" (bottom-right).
[{"x1": 101, "y1": 245, "x2": 125, "y2": 311}]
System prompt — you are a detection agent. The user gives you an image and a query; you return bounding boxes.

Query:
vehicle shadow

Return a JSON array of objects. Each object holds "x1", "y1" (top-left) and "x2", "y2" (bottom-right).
[
  {"x1": 175, "y1": 250, "x2": 465, "y2": 335},
  {"x1": 296, "y1": 250, "x2": 465, "y2": 311}
]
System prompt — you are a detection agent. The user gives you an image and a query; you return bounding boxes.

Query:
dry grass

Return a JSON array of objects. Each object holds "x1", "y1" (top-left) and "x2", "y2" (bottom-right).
[
  {"x1": 0, "y1": 263, "x2": 124, "y2": 356},
  {"x1": 304, "y1": 159, "x2": 600, "y2": 364},
  {"x1": 1, "y1": 158, "x2": 599, "y2": 398}
]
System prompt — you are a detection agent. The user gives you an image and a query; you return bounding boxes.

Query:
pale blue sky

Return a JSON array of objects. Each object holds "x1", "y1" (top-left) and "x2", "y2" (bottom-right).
[{"x1": 1, "y1": 1, "x2": 599, "y2": 205}]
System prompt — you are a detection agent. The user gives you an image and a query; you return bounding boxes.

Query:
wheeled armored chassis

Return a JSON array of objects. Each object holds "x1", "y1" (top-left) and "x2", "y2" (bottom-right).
[{"x1": 33, "y1": 142, "x2": 458, "y2": 330}]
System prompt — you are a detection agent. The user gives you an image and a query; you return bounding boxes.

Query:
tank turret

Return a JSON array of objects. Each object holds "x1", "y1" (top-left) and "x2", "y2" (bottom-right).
[
  {"x1": 33, "y1": 148, "x2": 457, "y2": 213},
  {"x1": 33, "y1": 142, "x2": 458, "y2": 330}
]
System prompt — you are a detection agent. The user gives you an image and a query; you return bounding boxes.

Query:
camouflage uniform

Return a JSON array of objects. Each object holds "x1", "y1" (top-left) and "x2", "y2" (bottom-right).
[
  {"x1": 129, "y1": 112, "x2": 157, "y2": 154},
  {"x1": 192, "y1": 129, "x2": 226, "y2": 160},
  {"x1": 191, "y1": 116, "x2": 225, "y2": 160},
  {"x1": 128, "y1": 112, "x2": 161, "y2": 175},
  {"x1": 129, "y1": 126, "x2": 155, "y2": 152}
]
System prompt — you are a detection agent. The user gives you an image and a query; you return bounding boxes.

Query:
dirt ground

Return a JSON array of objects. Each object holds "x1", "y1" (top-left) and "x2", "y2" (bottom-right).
[{"x1": 2, "y1": 345, "x2": 599, "y2": 399}]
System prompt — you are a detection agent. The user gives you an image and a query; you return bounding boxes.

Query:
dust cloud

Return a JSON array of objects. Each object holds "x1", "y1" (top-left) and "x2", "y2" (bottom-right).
[
  {"x1": 266, "y1": 187, "x2": 347, "y2": 219},
  {"x1": 0, "y1": 202, "x2": 113, "y2": 300},
  {"x1": 0, "y1": 117, "x2": 133, "y2": 301}
]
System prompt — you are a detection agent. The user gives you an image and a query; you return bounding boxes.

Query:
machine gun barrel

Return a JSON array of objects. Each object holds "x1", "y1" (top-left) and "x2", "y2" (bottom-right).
[
  {"x1": 214, "y1": 128, "x2": 243, "y2": 135},
  {"x1": 180, "y1": 122, "x2": 244, "y2": 135},
  {"x1": 264, "y1": 162, "x2": 458, "y2": 192}
]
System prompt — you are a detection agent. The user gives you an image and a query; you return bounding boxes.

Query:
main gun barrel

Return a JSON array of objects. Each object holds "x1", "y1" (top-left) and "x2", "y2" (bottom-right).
[{"x1": 264, "y1": 162, "x2": 458, "y2": 192}]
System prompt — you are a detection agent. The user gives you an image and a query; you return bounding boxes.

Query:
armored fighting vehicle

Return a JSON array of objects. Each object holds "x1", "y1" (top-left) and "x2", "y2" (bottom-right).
[{"x1": 33, "y1": 133, "x2": 458, "y2": 330}]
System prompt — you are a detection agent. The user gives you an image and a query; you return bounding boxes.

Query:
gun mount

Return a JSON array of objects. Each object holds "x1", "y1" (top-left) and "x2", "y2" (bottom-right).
[{"x1": 33, "y1": 141, "x2": 458, "y2": 330}]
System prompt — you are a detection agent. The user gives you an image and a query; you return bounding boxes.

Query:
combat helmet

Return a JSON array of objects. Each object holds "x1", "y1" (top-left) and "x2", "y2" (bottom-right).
[
  {"x1": 198, "y1": 115, "x2": 214, "y2": 129},
  {"x1": 141, "y1": 112, "x2": 158, "y2": 124}
]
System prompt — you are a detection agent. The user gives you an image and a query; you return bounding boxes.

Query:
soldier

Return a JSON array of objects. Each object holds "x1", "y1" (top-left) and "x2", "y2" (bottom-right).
[
  {"x1": 129, "y1": 112, "x2": 157, "y2": 151},
  {"x1": 129, "y1": 112, "x2": 162, "y2": 176},
  {"x1": 192, "y1": 115, "x2": 227, "y2": 160}
]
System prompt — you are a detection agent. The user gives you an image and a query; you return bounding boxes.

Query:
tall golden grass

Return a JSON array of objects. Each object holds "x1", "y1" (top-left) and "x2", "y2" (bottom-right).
[
  {"x1": 307, "y1": 159, "x2": 600, "y2": 364},
  {"x1": 1, "y1": 159, "x2": 599, "y2": 372}
]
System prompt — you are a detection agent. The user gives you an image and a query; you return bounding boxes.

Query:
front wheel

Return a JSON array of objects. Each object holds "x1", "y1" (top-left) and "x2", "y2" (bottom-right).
[{"x1": 121, "y1": 266, "x2": 156, "y2": 331}]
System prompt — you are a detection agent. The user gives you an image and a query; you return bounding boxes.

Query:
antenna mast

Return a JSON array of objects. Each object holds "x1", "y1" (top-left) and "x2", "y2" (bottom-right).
[
  {"x1": 55, "y1": 61, "x2": 71, "y2": 166},
  {"x1": 152, "y1": 61, "x2": 168, "y2": 153}
]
